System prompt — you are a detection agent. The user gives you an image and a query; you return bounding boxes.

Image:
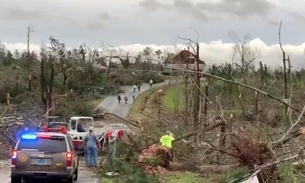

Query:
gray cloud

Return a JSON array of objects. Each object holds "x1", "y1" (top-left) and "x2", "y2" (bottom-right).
[
  {"x1": 291, "y1": 12, "x2": 305, "y2": 23},
  {"x1": 138, "y1": 0, "x2": 275, "y2": 21},
  {"x1": 66, "y1": 18, "x2": 107, "y2": 31},
  {"x1": 1, "y1": 0, "x2": 305, "y2": 47},
  {"x1": 266, "y1": 19, "x2": 279, "y2": 26},
  {"x1": 5, "y1": 9, "x2": 48, "y2": 20},
  {"x1": 139, "y1": 0, "x2": 163, "y2": 11},
  {"x1": 173, "y1": 0, "x2": 209, "y2": 21},
  {"x1": 86, "y1": 21, "x2": 105, "y2": 30},
  {"x1": 197, "y1": 0, "x2": 275, "y2": 18},
  {"x1": 98, "y1": 13, "x2": 110, "y2": 20},
  {"x1": 86, "y1": 13, "x2": 109, "y2": 30},
  {"x1": 3, "y1": 6, "x2": 109, "y2": 31},
  {"x1": 138, "y1": 0, "x2": 209, "y2": 21}
]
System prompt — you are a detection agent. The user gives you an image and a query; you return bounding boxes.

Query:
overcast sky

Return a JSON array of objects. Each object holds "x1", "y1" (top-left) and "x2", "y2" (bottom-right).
[{"x1": 1, "y1": 0, "x2": 305, "y2": 69}]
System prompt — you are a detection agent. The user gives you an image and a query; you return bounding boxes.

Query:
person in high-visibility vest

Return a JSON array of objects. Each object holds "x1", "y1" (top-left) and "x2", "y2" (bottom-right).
[
  {"x1": 160, "y1": 131, "x2": 175, "y2": 149},
  {"x1": 160, "y1": 131, "x2": 175, "y2": 161}
]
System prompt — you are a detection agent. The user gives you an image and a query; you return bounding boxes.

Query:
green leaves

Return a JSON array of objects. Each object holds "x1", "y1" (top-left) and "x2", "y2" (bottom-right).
[{"x1": 224, "y1": 167, "x2": 249, "y2": 183}]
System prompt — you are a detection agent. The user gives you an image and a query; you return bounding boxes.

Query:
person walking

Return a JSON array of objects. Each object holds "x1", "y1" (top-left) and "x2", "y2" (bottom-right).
[
  {"x1": 138, "y1": 84, "x2": 141, "y2": 92},
  {"x1": 84, "y1": 126, "x2": 101, "y2": 167},
  {"x1": 124, "y1": 96, "x2": 128, "y2": 104},
  {"x1": 132, "y1": 92, "x2": 135, "y2": 101},
  {"x1": 133, "y1": 85, "x2": 137, "y2": 92},
  {"x1": 117, "y1": 95, "x2": 121, "y2": 103},
  {"x1": 149, "y1": 79, "x2": 153, "y2": 87}
]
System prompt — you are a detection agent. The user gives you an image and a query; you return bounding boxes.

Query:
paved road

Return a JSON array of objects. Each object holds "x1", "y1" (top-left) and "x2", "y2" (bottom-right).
[
  {"x1": 97, "y1": 82, "x2": 166, "y2": 118},
  {"x1": 1, "y1": 158, "x2": 100, "y2": 183}
]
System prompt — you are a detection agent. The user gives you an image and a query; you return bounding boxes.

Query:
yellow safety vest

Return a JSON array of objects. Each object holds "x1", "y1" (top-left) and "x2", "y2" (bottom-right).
[{"x1": 160, "y1": 135, "x2": 175, "y2": 149}]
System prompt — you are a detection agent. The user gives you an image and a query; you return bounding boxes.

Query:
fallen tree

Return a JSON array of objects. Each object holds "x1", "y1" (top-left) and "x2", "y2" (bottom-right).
[{"x1": 93, "y1": 112, "x2": 140, "y2": 128}]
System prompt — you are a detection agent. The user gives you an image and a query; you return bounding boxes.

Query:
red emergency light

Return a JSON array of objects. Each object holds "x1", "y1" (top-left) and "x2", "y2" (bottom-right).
[{"x1": 42, "y1": 125, "x2": 67, "y2": 134}]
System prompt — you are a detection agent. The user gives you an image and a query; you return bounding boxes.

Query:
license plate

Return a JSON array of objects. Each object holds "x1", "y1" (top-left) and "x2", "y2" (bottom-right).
[
  {"x1": 36, "y1": 159, "x2": 47, "y2": 165},
  {"x1": 26, "y1": 165, "x2": 55, "y2": 171}
]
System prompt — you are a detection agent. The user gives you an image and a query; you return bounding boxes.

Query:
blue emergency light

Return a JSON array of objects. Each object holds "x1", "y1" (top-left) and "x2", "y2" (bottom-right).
[{"x1": 21, "y1": 134, "x2": 37, "y2": 140}]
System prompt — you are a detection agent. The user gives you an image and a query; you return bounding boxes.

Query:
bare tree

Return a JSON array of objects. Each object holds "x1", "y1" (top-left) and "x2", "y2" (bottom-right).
[
  {"x1": 229, "y1": 31, "x2": 256, "y2": 75},
  {"x1": 178, "y1": 30, "x2": 203, "y2": 141},
  {"x1": 155, "y1": 49, "x2": 163, "y2": 60},
  {"x1": 278, "y1": 20, "x2": 289, "y2": 117}
]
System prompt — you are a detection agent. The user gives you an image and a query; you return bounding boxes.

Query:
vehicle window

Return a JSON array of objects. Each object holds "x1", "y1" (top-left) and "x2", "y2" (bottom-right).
[
  {"x1": 78, "y1": 118, "x2": 92, "y2": 130},
  {"x1": 17, "y1": 138, "x2": 67, "y2": 152}
]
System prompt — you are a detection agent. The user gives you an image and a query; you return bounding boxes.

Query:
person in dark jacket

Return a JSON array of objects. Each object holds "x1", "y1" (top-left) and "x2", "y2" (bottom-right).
[
  {"x1": 117, "y1": 95, "x2": 121, "y2": 103},
  {"x1": 138, "y1": 84, "x2": 141, "y2": 92},
  {"x1": 77, "y1": 123, "x2": 86, "y2": 132}
]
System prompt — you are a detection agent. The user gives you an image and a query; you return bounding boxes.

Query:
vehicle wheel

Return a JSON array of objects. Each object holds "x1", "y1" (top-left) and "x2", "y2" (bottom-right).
[
  {"x1": 11, "y1": 177, "x2": 22, "y2": 183},
  {"x1": 74, "y1": 168, "x2": 78, "y2": 181},
  {"x1": 66, "y1": 176, "x2": 74, "y2": 183}
]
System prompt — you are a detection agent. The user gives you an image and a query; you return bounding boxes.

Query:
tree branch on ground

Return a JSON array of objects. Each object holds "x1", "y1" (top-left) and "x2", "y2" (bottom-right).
[
  {"x1": 173, "y1": 121, "x2": 226, "y2": 142},
  {"x1": 272, "y1": 105, "x2": 305, "y2": 145},
  {"x1": 99, "y1": 112, "x2": 140, "y2": 128}
]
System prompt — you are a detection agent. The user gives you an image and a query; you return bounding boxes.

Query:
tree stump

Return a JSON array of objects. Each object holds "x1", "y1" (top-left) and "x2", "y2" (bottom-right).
[{"x1": 230, "y1": 128, "x2": 278, "y2": 183}]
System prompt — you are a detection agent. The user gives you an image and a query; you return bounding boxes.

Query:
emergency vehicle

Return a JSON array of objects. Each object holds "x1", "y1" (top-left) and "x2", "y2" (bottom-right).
[{"x1": 11, "y1": 125, "x2": 79, "y2": 183}]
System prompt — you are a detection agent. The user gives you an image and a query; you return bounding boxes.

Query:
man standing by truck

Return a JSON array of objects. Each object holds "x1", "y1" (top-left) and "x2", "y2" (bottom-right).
[{"x1": 84, "y1": 126, "x2": 101, "y2": 167}]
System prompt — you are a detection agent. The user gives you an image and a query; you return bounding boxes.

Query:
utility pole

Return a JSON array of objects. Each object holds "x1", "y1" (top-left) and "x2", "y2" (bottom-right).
[
  {"x1": 193, "y1": 43, "x2": 200, "y2": 142},
  {"x1": 26, "y1": 25, "x2": 34, "y2": 61},
  {"x1": 26, "y1": 25, "x2": 34, "y2": 90},
  {"x1": 184, "y1": 47, "x2": 190, "y2": 125},
  {"x1": 26, "y1": 25, "x2": 31, "y2": 57}
]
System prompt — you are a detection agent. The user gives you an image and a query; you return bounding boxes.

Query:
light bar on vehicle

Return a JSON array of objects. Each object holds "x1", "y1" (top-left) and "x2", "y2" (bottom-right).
[
  {"x1": 21, "y1": 134, "x2": 37, "y2": 140},
  {"x1": 21, "y1": 133, "x2": 64, "y2": 140}
]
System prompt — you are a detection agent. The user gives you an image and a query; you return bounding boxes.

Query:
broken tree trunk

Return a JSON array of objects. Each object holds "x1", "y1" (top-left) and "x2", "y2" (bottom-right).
[{"x1": 230, "y1": 127, "x2": 278, "y2": 183}]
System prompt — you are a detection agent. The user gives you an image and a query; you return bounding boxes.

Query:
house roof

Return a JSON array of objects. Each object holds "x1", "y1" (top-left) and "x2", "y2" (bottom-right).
[{"x1": 172, "y1": 50, "x2": 205, "y2": 65}]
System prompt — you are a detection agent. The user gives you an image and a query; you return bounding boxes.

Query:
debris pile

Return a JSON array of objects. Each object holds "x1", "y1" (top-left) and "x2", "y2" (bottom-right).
[
  {"x1": 230, "y1": 127, "x2": 278, "y2": 183},
  {"x1": 137, "y1": 144, "x2": 173, "y2": 175}
]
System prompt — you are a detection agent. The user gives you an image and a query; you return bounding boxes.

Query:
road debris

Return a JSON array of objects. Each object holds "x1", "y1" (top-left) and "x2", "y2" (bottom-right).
[{"x1": 137, "y1": 144, "x2": 173, "y2": 175}]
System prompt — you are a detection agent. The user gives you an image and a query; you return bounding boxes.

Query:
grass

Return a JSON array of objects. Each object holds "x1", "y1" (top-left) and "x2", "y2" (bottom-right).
[
  {"x1": 101, "y1": 178, "x2": 115, "y2": 183},
  {"x1": 128, "y1": 86, "x2": 165, "y2": 139},
  {"x1": 90, "y1": 96, "x2": 105, "y2": 108},
  {"x1": 162, "y1": 83, "x2": 244, "y2": 116},
  {"x1": 128, "y1": 87, "x2": 159, "y2": 121},
  {"x1": 161, "y1": 172, "x2": 213, "y2": 183},
  {"x1": 162, "y1": 84, "x2": 185, "y2": 111},
  {"x1": 162, "y1": 82, "x2": 206, "y2": 111}
]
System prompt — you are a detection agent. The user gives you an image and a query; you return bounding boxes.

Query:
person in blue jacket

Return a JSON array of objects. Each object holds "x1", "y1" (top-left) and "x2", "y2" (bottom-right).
[
  {"x1": 83, "y1": 127, "x2": 100, "y2": 167},
  {"x1": 77, "y1": 123, "x2": 86, "y2": 132}
]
